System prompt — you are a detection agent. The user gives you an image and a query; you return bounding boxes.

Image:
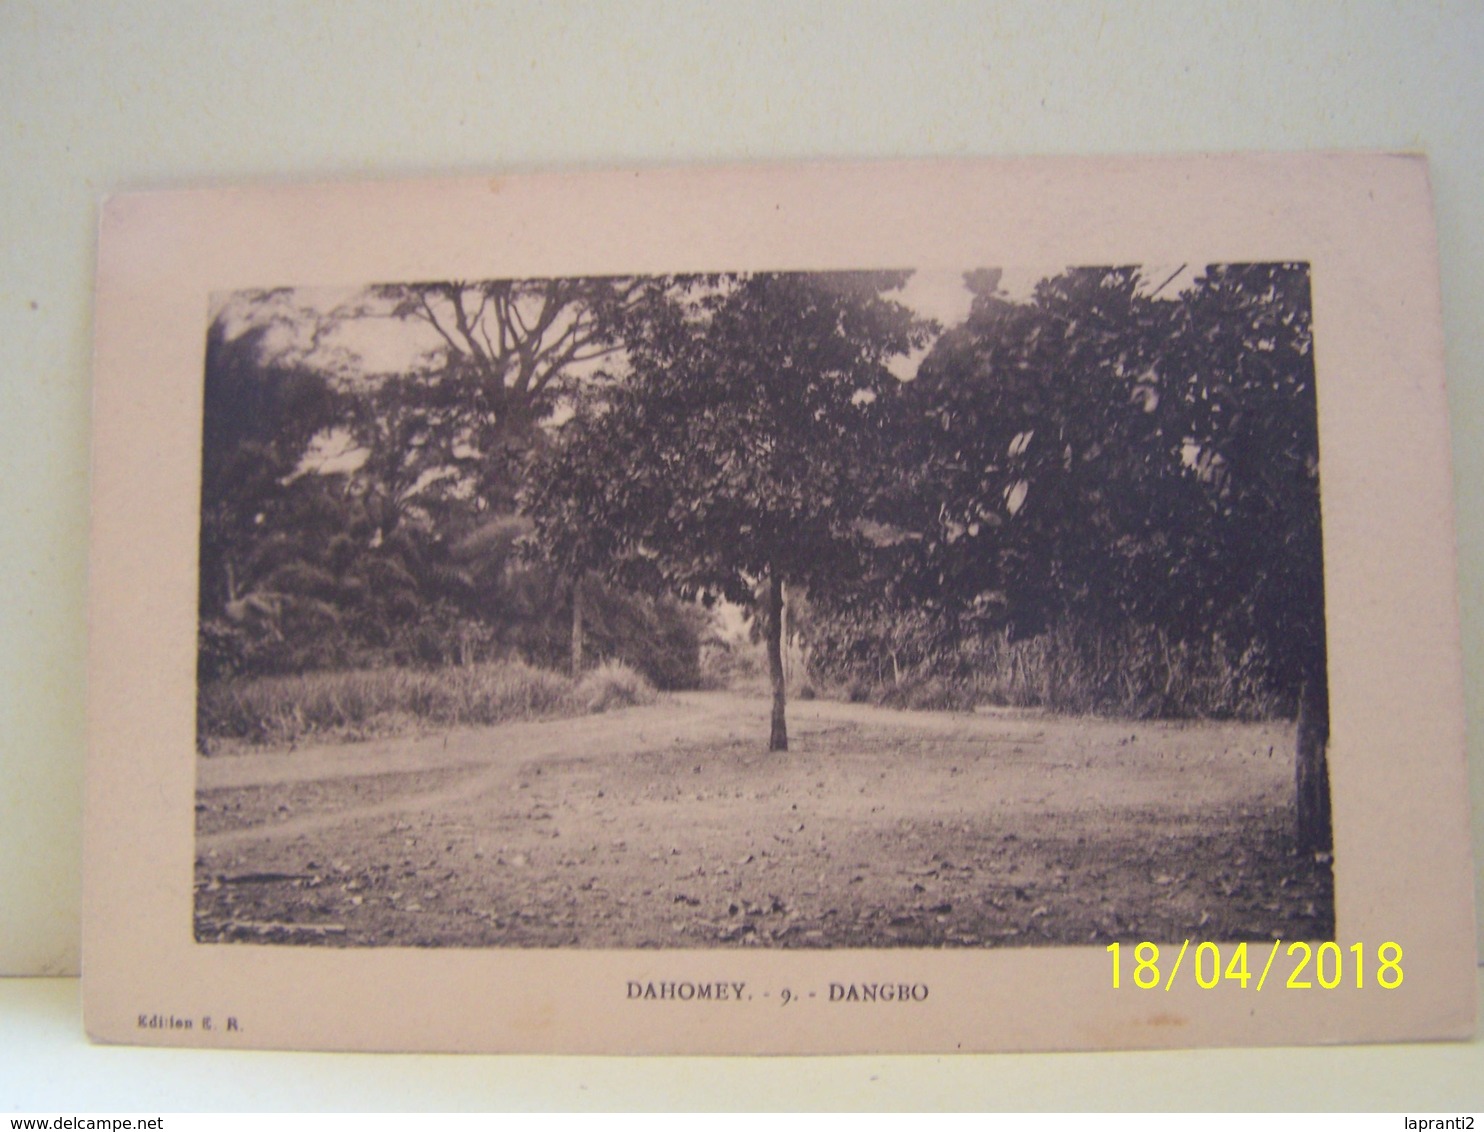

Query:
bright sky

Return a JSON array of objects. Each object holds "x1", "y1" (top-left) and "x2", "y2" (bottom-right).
[
  {"x1": 892, "y1": 265, "x2": 1063, "y2": 326},
  {"x1": 211, "y1": 286, "x2": 447, "y2": 380},
  {"x1": 894, "y1": 270, "x2": 978, "y2": 327},
  {"x1": 894, "y1": 264, "x2": 1194, "y2": 323}
]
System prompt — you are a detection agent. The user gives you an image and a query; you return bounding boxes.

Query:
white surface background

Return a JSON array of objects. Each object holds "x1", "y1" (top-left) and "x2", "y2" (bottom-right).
[{"x1": 1, "y1": 0, "x2": 1480, "y2": 1110}]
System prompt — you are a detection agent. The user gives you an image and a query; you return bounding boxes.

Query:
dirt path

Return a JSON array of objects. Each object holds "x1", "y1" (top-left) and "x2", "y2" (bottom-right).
[
  {"x1": 194, "y1": 693, "x2": 1333, "y2": 948},
  {"x1": 197, "y1": 693, "x2": 768, "y2": 849}
]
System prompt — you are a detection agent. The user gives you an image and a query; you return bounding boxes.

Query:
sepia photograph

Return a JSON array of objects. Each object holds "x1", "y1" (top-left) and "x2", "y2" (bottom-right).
[
  {"x1": 82, "y1": 156, "x2": 1474, "y2": 1054},
  {"x1": 192, "y1": 263, "x2": 1335, "y2": 951}
]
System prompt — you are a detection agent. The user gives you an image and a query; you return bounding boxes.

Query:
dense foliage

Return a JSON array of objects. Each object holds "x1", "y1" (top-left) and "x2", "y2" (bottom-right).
[
  {"x1": 196, "y1": 282, "x2": 707, "y2": 693},
  {"x1": 817, "y1": 264, "x2": 1326, "y2": 724},
  {"x1": 527, "y1": 272, "x2": 933, "y2": 748},
  {"x1": 199, "y1": 265, "x2": 1328, "y2": 843}
]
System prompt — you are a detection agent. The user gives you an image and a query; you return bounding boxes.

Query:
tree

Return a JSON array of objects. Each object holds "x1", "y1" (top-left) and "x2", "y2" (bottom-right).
[
  {"x1": 200, "y1": 278, "x2": 670, "y2": 676},
  {"x1": 358, "y1": 278, "x2": 656, "y2": 669},
  {"x1": 197, "y1": 313, "x2": 344, "y2": 676},
  {"x1": 1164, "y1": 263, "x2": 1330, "y2": 850},
  {"x1": 895, "y1": 262, "x2": 1330, "y2": 849},
  {"x1": 524, "y1": 396, "x2": 645, "y2": 676},
  {"x1": 890, "y1": 268, "x2": 1199, "y2": 659},
  {"x1": 363, "y1": 278, "x2": 644, "y2": 471},
  {"x1": 539, "y1": 272, "x2": 932, "y2": 749}
]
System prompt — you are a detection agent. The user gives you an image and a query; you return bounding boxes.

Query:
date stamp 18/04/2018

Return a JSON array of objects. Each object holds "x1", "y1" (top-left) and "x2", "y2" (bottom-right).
[{"x1": 1108, "y1": 941, "x2": 1405, "y2": 992}]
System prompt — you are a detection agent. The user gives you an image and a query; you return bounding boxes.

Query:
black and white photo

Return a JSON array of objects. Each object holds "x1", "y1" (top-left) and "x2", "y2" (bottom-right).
[{"x1": 193, "y1": 264, "x2": 1335, "y2": 950}]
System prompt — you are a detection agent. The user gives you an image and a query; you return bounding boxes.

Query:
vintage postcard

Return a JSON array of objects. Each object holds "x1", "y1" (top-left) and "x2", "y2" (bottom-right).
[{"x1": 83, "y1": 155, "x2": 1476, "y2": 1053}]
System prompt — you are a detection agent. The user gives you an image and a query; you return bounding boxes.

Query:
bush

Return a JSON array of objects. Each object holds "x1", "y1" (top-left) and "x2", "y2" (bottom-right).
[
  {"x1": 576, "y1": 660, "x2": 659, "y2": 713},
  {"x1": 197, "y1": 658, "x2": 658, "y2": 748},
  {"x1": 697, "y1": 637, "x2": 764, "y2": 692},
  {"x1": 578, "y1": 587, "x2": 709, "y2": 690},
  {"x1": 807, "y1": 616, "x2": 1283, "y2": 721},
  {"x1": 872, "y1": 675, "x2": 978, "y2": 712}
]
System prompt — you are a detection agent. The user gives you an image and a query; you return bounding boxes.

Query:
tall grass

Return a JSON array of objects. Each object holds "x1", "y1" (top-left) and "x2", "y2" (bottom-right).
[
  {"x1": 576, "y1": 660, "x2": 658, "y2": 714},
  {"x1": 198, "y1": 658, "x2": 658, "y2": 748},
  {"x1": 834, "y1": 622, "x2": 1284, "y2": 721}
]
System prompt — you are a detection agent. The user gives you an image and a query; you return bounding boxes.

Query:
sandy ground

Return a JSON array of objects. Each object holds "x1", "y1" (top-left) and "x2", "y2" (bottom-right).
[{"x1": 194, "y1": 691, "x2": 1334, "y2": 948}]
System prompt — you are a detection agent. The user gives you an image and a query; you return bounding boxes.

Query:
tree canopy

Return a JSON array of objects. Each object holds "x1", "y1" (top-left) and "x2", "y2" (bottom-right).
[{"x1": 529, "y1": 271, "x2": 933, "y2": 747}]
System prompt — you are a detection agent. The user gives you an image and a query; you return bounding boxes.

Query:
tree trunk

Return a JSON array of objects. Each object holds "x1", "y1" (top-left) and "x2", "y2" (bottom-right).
[
  {"x1": 781, "y1": 594, "x2": 790, "y2": 684},
  {"x1": 766, "y1": 571, "x2": 788, "y2": 751},
  {"x1": 570, "y1": 572, "x2": 586, "y2": 679},
  {"x1": 1294, "y1": 675, "x2": 1331, "y2": 853}
]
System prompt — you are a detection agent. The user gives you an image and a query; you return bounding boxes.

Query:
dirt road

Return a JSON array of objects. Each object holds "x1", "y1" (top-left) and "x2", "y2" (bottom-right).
[{"x1": 194, "y1": 692, "x2": 1333, "y2": 948}]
